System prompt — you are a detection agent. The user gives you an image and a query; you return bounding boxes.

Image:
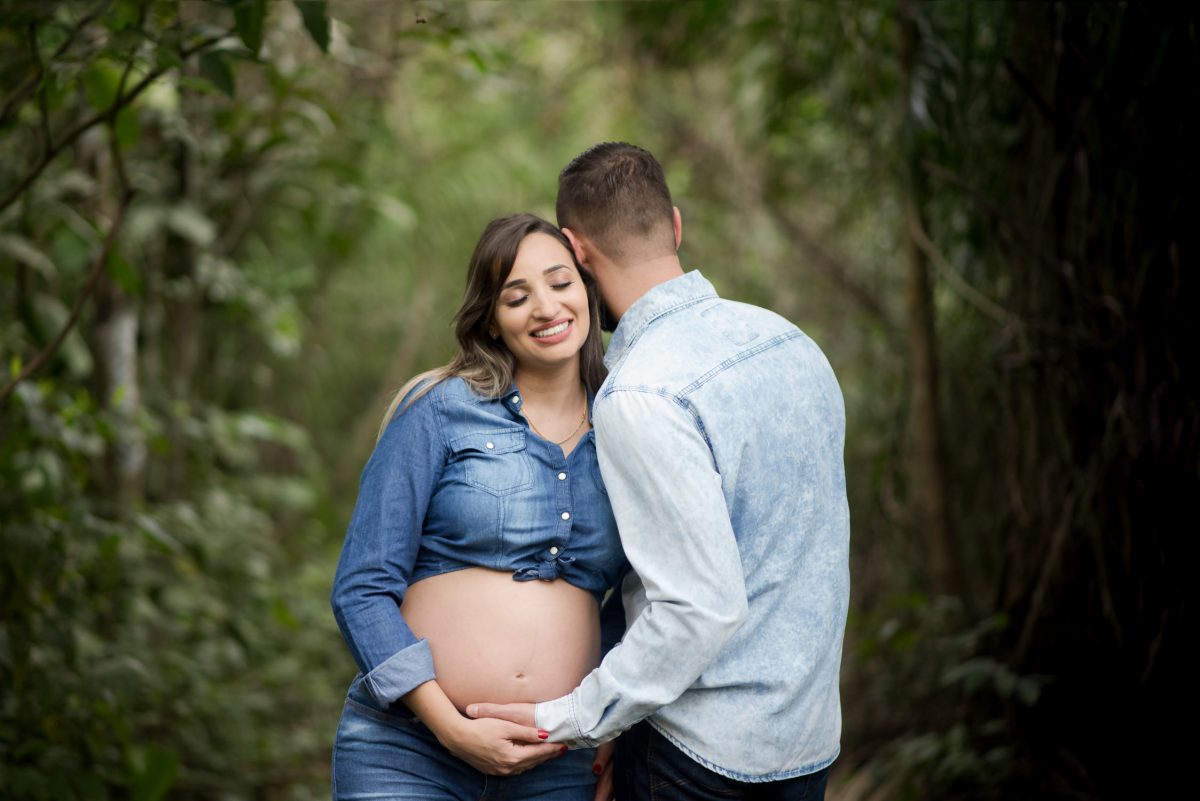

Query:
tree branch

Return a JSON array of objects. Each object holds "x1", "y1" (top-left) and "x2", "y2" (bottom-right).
[
  {"x1": 27, "y1": 23, "x2": 53, "y2": 156},
  {"x1": 0, "y1": 31, "x2": 228, "y2": 215},
  {"x1": 0, "y1": 1, "x2": 111, "y2": 130},
  {"x1": 908, "y1": 215, "x2": 1019, "y2": 327},
  {"x1": 0, "y1": 187, "x2": 132, "y2": 410},
  {"x1": 772, "y1": 210, "x2": 898, "y2": 332},
  {"x1": 1003, "y1": 56, "x2": 1057, "y2": 124}
]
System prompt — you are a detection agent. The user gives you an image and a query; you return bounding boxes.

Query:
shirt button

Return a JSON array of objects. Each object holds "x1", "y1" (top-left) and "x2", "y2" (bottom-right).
[
  {"x1": 485, "y1": 442, "x2": 494, "y2": 450},
  {"x1": 557, "y1": 472, "x2": 567, "y2": 480},
  {"x1": 561, "y1": 512, "x2": 570, "y2": 521},
  {"x1": 550, "y1": 546, "x2": 560, "y2": 555}
]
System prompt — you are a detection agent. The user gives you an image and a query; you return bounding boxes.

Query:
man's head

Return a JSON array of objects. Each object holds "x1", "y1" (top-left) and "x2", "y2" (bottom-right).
[{"x1": 556, "y1": 142, "x2": 677, "y2": 266}]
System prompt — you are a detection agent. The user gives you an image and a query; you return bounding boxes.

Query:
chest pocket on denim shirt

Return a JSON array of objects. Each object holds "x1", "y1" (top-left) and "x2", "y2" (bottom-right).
[{"x1": 450, "y1": 428, "x2": 532, "y2": 496}]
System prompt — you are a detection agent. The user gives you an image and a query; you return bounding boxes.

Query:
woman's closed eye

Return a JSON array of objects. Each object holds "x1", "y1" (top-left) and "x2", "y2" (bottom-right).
[{"x1": 503, "y1": 281, "x2": 574, "y2": 307}]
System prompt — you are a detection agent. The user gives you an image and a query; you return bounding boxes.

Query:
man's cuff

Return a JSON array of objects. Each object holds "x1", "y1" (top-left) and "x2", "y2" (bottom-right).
[
  {"x1": 535, "y1": 693, "x2": 596, "y2": 749},
  {"x1": 361, "y1": 639, "x2": 436, "y2": 707}
]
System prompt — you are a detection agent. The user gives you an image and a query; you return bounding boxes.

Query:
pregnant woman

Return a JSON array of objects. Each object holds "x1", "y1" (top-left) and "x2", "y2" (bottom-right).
[{"x1": 330, "y1": 213, "x2": 625, "y2": 800}]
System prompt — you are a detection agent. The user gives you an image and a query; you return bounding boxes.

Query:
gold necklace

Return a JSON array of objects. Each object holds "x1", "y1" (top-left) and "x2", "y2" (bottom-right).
[{"x1": 521, "y1": 394, "x2": 589, "y2": 445}]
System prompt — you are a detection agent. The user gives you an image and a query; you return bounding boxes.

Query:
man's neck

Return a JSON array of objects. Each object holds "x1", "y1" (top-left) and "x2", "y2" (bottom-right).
[{"x1": 604, "y1": 254, "x2": 685, "y2": 321}]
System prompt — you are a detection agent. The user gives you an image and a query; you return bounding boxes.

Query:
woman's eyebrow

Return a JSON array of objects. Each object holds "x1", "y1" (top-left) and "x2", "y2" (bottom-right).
[{"x1": 502, "y1": 264, "x2": 570, "y2": 290}]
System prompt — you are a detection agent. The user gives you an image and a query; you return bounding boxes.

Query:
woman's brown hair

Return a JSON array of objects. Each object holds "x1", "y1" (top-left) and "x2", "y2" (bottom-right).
[{"x1": 378, "y1": 214, "x2": 606, "y2": 438}]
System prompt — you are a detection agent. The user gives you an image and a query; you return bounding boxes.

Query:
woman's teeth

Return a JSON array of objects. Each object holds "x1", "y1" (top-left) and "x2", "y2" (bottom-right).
[{"x1": 533, "y1": 322, "x2": 570, "y2": 338}]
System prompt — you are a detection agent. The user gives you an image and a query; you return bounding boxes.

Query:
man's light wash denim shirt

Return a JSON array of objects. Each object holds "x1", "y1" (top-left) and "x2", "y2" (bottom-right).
[
  {"x1": 331, "y1": 377, "x2": 626, "y2": 713},
  {"x1": 535, "y1": 271, "x2": 850, "y2": 782}
]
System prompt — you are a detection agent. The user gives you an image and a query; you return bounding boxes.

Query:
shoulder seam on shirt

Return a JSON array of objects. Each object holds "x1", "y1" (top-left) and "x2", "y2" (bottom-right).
[
  {"x1": 597, "y1": 385, "x2": 683, "y2": 407},
  {"x1": 429, "y1": 385, "x2": 451, "y2": 458},
  {"x1": 677, "y1": 329, "x2": 807, "y2": 397}
]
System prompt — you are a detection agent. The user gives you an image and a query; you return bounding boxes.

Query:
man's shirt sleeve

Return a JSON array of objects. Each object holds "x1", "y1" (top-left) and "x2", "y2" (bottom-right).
[
  {"x1": 535, "y1": 389, "x2": 749, "y2": 746},
  {"x1": 330, "y1": 389, "x2": 445, "y2": 708}
]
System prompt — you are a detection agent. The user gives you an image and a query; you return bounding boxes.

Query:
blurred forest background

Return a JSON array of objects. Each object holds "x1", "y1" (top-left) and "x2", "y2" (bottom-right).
[{"x1": 1, "y1": 1, "x2": 1193, "y2": 799}]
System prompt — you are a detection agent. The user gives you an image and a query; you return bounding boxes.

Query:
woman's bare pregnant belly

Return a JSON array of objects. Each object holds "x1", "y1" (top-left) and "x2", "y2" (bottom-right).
[{"x1": 401, "y1": 568, "x2": 601, "y2": 712}]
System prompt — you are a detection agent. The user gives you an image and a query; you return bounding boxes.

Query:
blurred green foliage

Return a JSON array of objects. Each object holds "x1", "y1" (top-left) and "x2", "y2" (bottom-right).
[
  {"x1": 2, "y1": 1, "x2": 1189, "y2": 798},
  {"x1": 0, "y1": 0, "x2": 1038, "y2": 797}
]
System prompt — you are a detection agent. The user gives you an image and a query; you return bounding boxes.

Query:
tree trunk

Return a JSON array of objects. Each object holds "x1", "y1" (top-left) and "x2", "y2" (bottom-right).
[
  {"x1": 161, "y1": 136, "x2": 200, "y2": 498},
  {"x1": 900, "y1": 0, "x2": 958, "y2": 599},
  {"x1": 82, "y1": 129, "x2": 144, "y2": 515}
]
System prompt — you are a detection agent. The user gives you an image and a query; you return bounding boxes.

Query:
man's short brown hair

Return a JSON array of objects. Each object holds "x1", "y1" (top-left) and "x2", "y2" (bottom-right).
[{"x1": 556, "y1": 142, "x2": 675, "y2": 262}]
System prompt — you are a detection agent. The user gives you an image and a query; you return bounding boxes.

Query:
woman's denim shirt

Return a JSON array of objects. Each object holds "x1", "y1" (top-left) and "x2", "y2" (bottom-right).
[{"x1": 331, "y1": 377, "x2": 625, "y2": 709}]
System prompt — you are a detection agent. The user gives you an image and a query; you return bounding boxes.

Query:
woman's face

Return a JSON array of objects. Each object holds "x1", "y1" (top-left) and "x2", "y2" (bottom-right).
[{"x1": 492, "y1": 233, "x2": 591, "y2": 375}]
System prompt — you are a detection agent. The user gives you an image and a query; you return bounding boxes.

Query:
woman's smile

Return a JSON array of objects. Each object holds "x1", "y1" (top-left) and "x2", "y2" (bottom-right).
[{"x1": 531, "y1": 319, "x2": 573, "y2": 344}]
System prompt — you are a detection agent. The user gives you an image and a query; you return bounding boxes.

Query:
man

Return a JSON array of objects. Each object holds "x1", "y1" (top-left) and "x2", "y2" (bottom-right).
[{"x1": 469, "y1": 142, "x2": 850, "y2": 799}]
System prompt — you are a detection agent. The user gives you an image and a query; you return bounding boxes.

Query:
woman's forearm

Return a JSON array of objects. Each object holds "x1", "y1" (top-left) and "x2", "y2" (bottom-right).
[
  {"x1": 403, "y1": 680, "x2": 469, "y2": 746},
  {"x1": 402, "y1": 680, "x2": 564, "y2": 775}
]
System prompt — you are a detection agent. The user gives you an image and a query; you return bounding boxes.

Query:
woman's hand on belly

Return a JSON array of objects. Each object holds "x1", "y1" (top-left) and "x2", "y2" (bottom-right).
[
  {"x1": 403, "y1": 680, "x2": 565, "y2": 775},
  {"x1": 445, "y1": 715, "x2": 566, "y2": 776}
]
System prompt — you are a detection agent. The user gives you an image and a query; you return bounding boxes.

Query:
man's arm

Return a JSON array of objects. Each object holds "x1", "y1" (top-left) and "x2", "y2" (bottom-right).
[{"x1": 537, "y1": 388, "x2": 749, "y2": 746}]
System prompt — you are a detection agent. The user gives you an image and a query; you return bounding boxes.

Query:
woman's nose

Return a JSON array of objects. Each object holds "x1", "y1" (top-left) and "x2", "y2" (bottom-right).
[{"x1": 530, "y1": 289, "x2": 559, "y2": 319}]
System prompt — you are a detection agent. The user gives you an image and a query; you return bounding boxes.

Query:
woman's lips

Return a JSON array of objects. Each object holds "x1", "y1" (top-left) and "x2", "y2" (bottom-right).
[{"x1": 530, "y1": 319, "x2": 572, "y2": 345}]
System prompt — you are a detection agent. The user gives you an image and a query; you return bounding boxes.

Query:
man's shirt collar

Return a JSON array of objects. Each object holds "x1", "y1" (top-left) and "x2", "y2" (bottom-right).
[{"x1": 604, "y1": 270, "x2": 717, "y2": 369}]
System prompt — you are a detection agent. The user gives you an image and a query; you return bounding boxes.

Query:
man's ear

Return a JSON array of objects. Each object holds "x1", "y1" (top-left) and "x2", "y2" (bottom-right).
[
  {"x1": 672, "y1": 206, "x2": 683, "y2": 250},
  {"x1": 562, "y1": 227, "x2": 590, "y2": 267}
]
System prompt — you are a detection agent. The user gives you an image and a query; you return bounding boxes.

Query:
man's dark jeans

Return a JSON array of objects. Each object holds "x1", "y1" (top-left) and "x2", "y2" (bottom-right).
[{"x1": 614, "y1": 721, "x2": 831, "y2": 800}]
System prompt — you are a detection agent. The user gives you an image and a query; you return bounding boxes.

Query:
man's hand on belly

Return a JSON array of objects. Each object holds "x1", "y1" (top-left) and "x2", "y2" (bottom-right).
[{"x1": 466, "y1": 701, "x2": 536, "y2": 728}]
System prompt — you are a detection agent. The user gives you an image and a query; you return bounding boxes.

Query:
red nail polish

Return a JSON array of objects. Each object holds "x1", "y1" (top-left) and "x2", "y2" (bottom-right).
[
  {"x1": 592, "y1": 763, "x2": 603, "y2": 775},
  {"x1": 538, "y1": 730, "x2": 549, "y2": 740}
]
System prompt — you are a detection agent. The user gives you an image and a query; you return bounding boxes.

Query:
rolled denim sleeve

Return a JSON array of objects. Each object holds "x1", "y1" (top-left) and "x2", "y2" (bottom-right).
[
  {"x1": 330, "y1": 387, "x2": 446, "y2": 708},
  {"x1": 536, "y1": 389, "x2": 749, "y2": 746}
]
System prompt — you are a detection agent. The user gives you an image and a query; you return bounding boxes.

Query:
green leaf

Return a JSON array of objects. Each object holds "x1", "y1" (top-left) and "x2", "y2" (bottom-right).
[
  {"x1": 1016, "y1": 676, "x2": 1042, "y2": 707},
  {"x1": 136, "y1": 514, "x2": 182, "y2": 554},
  {"x1": 31, "y1": 294, "x2": 93, "y2": 378},
  {"x1": 198, "y1": 51, "x2": 235, "y2": 97},
  {"x1": 127, "y1": 743, "x2": 179, "y2": 801},
  {"x1": 465, "y1": 46, "x2": 487, "y2": 74},
  {"x1": 106, "y1": 250, "x2": 142, "y2": 295},
  {"x1": 0, "y1": 234, "x2": 57, "y2": 279},
  {"x1": 103, "y1": 0, "x2": 144, "y2": 33},
  {"x1": 271, "y1": 598, "x2": 300, "y2": 629},
  {"x1": 82, "y1": 62, "x2": 122, "y2": 111},
  {"x1": 52, "y1": 226, "x2": 94, "y2": 275},
  {"x1": 114, "y1": 105, "x2": 141, "y2": 149},
  {"x1": 166, "y1": 204, "x2": 217, "y2": 246},
  {"x1": 154, "y1": 33, "x2": 185, "y2": 72},
  {"x1": 178, "y1": 75, "x2": 224, "y2": 96},
  {"x1": 295, "y1": 1, "x2": 330, "y2": 52},
  {"x1": 233, "y1": 0, "x2": 267, "y2": 55}
]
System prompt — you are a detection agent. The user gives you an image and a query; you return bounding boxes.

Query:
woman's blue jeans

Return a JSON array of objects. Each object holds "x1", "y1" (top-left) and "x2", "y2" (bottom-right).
[{"x1": 331, "y1": 681, "x2": 597, "y2": 800}]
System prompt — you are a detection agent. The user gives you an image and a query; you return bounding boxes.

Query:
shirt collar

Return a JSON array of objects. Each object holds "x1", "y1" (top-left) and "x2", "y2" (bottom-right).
[
  {"x1": 604, "y1": 270, "x2": 717, "y2": 369},
  {"x1": 500, "y1": 385, "x2": 525, "y2": 418}
]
